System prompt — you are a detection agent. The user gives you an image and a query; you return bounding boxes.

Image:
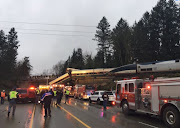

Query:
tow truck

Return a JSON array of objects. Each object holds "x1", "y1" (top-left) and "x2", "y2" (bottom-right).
[{"x1": 115, "y1": 77, "x2": 180, "y2": 128}]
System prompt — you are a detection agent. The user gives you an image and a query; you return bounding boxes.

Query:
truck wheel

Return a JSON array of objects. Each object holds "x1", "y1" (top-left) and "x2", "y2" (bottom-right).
[
  {"x1": 78, "y1": 95, "x2": 81, "y2": 100},
  {"x1": 89, "y1": 98, "x2": 92, "y2": 103},
  {"x1": 24, "y1": 98, "x2": 28, "y2": 104},
  {"x1": 122, "y1": 101, "x2": 129, "y2": 115},
  {"x1": 97, "y1": 98, "x2": 100, "y2": 105},
  {"x1": 163, "y1": 106, "x2": 180, "y2": 128},
  {"x1": 31, "y1": 98, "x2": 35, "y2": 103}
]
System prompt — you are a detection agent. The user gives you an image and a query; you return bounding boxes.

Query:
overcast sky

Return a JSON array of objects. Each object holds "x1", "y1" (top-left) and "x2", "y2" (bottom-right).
[{"x1": 0, "y1": 0, "x2": 171, "y2": 75}]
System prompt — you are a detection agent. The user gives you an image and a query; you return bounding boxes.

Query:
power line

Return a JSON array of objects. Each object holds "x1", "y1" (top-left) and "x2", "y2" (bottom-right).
[
  {"x1": 0, "y1": 21, "x2": 96, "y2": 28},
  {"x1": 18, "y1": 32, "x2": 93, "y2": 37},
  {"x1": 1, "y1": 27, "x2": 95, "y2": 33}
]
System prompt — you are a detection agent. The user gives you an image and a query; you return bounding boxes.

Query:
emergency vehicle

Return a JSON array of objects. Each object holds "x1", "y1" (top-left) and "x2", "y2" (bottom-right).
[
  {"x1": 16, "y1": 87, "x2": 36, "y2": 103},
  {"x1": 74, "y1": 85, "x2": 95, "y2": 100},
  {"x1": 39, "y1": 85, "x2": 50, "y2": 91},
  {"x1": 51, "y1": 84, "x2": 64, "y2": 91},
  {"x1": 115, "y1": 77, "x2": 180, "y2": 128}
]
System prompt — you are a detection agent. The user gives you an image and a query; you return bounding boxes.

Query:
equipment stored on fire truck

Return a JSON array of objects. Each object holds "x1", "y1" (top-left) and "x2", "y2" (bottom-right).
[
  {"x1": 16, "y1": 87, "x2": 36, "y2": 103},
  {"x1": 74, "y1": 84, "x2": 95, "y2": 100},
  {"x1": 115, "y1": 77, "x2": 180, "y2": 128}
]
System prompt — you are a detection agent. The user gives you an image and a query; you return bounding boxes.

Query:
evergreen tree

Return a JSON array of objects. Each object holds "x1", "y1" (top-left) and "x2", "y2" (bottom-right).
[
  {"x1": 84, "y1": 54, "x2": 94, "y2": 69},
  {"x1": 76, "y1": 48, "x2": 84, "y2": 69},
  {"x1": 94, "y1": 17, "x2": 111, "y2": 67},
  {"x1": 68, "y1": 48, "x2": 84, "y2": 69},
  {"x1": 111, "y1": 18, "x2": 132, "y2": 66},
  {"x1": 15, "y1": 57, "x2": 32, "y2": 85},
  {"x1": 0, "y1": 30, "x2": 7, "y2": 81},
  {"x1": 147, "y1": 0, "x2": 166, "y2": 61},
  {"x1": 5, "y1": 28, "x2": 19, "y2": 77},
  {"x1": 132, "y1": 12, "x2": 151, "y2": 63},
  {"x1": 160, "y1": 0, "x2": 179, "y2": 60},
  {"x1": 93, "y1": 51, "x2": 104, "y2": 68},
  {"x1": 0, "y1": 28, "x2": 19, "y2": 80}
]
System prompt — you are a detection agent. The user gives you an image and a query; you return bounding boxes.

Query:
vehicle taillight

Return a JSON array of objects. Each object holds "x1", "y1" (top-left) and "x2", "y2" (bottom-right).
[
  {"x1": 112, "y1": 101, "x2": 116, "y2": 105},
  {"x1": 29, "y1": 87, "x2": 35, "y2": 90}
]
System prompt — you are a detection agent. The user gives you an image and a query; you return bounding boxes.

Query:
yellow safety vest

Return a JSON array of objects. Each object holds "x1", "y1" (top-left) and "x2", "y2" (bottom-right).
[
  {"x1": 9, "y1": 91, "x2": 18, "y2": 99},
  {"x1": 65, "y1": 90, "x2": 70, "y2": 95},
  {"x1": 36, "y1": 89, "x2": 40, "y2": 94},
  {"x1": 54, "y1": 91, "x2": 57, "y2": 96},
  {"x1": 1, "y1": 92, "x2": 5, "y2": 97}
]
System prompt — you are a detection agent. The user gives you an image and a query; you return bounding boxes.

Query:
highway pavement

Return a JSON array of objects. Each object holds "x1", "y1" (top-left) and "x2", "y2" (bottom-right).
[{"x1": 0, "y1": 98, "x2": 167, "y2": 128}]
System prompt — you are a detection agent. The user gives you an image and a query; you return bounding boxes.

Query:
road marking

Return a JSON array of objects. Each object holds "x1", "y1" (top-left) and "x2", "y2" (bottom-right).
[
  {"x1": 139, "y1": 122, "x2": 159, "y2": 128},
  {"x1": 29, "y1": 105, "x2": 36, "y2": 128},
  {"x1": 57, "y1": 104, "x2": 91, "y2": 128}
]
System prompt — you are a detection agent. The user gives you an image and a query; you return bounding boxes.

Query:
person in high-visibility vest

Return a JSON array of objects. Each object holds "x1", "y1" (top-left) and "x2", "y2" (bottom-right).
[
  {"x1": 35, "y1": 87, "x2": 40, "y2": 104},
  {"x1": 64, "y1": 89, "x2": 70, "y2": 104},
  {"x1": 8, "y1": 88, "x2": 18, "y2": 117},
  {"x1": 1, "y1": 90, "x2": 6, "y2": 104},
  {"x1": 53, "y1": 90, "x2": 57, "y2": 98}
]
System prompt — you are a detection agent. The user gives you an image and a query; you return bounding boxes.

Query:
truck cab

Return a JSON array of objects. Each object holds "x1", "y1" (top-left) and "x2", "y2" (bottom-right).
[
  {"x1": 115, "y1": 78, "x2": 180, "y2": 128},
  {"x1": 16, "y1": 87, "x2": 36, "y2": 103}
]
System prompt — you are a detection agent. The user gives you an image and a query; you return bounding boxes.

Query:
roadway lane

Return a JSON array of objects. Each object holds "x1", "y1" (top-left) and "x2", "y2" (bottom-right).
[
  {"x1": 57, "y1": 98, "x2": 167, "y2": 128},
  {"x1": 0, "y1": 98, "x2": 167, "y2": 128},
  {"x1": 0, "y1": 101, "x2": 34, "y2": 128},
  {"x1": 31, "y1": 103, "x2": 85, "y2": 128}
]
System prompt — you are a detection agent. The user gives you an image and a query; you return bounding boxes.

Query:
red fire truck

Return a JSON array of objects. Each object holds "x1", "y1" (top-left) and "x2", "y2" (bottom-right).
[
  {"x1": 115, "y1": 77, "x2": 180, "y2": 128},
  {"x1": 74, "y1": 85, "x2": 95, "y2": 100},
  {"x1": 16, "y1": 87, "x2": 36, "y2": 103}
]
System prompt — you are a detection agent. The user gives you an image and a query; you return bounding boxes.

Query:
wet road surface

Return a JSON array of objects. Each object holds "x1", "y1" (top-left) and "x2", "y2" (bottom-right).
[{"x1": 0, "y1": 98, "x2": 167, "y2": 128}]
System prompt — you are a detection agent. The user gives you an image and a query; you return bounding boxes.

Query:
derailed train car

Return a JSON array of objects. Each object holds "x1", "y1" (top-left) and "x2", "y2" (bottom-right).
[
  {"x1": 137, "y1": 60, "x2": 180, "y2": 73},
  {"x1": 109, "y1": 60, "x2": 180, "y2": 75}
]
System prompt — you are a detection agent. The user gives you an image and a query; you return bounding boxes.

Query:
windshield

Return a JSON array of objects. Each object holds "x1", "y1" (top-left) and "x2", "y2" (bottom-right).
[
  {"x1": 17, "y1": 90, "x2": 27, "y2": 94},
  {"x1": 100, "y1": 92, "x2": 105, "y2": 95},
  {"x1": 106, "y1": 92, "x2": 113, "y2": 95}
]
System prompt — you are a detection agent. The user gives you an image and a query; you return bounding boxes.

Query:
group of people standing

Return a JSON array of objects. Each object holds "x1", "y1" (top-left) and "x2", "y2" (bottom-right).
[{"x1": 0, "y1": 87, "x2": 70, "y2": 118}]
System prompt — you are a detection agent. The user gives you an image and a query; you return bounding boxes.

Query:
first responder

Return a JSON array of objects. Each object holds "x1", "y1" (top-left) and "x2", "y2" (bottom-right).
[
  {"x1": 1, "y1": 90, "x2": 6, "y2": 104},
  {"x1": 53, "y1": 89, "x2": 57, "y2": 98},
  {"x1": 41, "y1": 90, "x2": 52, "y2": 117},
  {"x1": 53, "y1": 89, "x2": 57, "y2": 105},
  {"x1": 35, "y1": 87, "x2": 40, "y2": 104},
  {"x1": 56, "y1": 89, "x2": 63, "y2": 105},
  {"x1": 102, "y1": 91, "x2": 109, "y2": 111},
  {"x1": 8, "y1": 88, "x2": 18, "y2": 117},
  {"x1": 64, "y1": 89, "x2": 70, "y2": 104}
]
